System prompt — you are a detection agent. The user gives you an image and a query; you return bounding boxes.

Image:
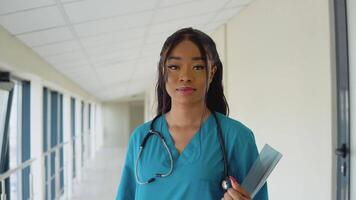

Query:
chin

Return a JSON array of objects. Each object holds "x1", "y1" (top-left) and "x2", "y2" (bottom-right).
[{"x1": 173, "y1": 96, "x2": 204, "y2": 106}]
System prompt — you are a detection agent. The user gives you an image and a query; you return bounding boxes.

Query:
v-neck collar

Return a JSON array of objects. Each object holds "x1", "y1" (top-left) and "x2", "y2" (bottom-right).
[{"x1": 160, "y1": 113, "x2": 213, "y2": 164}]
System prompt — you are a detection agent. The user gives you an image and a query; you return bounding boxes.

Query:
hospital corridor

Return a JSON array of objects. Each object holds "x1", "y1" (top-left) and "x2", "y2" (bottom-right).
[{"x1": 0, "y1": 0, "x2": 356, "y2": 200}]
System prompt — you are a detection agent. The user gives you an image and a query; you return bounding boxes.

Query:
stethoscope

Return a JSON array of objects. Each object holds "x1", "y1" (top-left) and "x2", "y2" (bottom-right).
[{"x1": 135, "y1": 111, "x2": 232, "y2": 190}]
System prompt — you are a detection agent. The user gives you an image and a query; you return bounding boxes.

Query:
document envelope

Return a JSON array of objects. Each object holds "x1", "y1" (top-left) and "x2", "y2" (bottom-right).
[{"x1": 241, "y1": 144, "x2": 282, "y2": 198}]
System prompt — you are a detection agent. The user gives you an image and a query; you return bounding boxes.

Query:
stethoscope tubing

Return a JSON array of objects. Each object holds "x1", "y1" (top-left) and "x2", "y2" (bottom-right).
[{"x1": 135, "y1": 112, "x2": 231, "y2": 189}]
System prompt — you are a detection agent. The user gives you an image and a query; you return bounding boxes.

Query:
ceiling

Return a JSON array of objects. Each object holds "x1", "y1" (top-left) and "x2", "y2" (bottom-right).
[{"x1": 0, "y1": 0, "x2": 251, "y2": 101}]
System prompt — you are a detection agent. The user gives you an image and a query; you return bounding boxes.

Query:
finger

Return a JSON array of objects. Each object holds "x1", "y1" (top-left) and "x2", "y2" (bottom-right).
[
  {"x1": 229, "y1": 176, "x2": 251, "y2": 198},
  {"x1": 223, "y1": 191, "x2": 233, "y2": 200},
  {"x1": 227, "y1": 188, "x2": 244, "y2": 200}
]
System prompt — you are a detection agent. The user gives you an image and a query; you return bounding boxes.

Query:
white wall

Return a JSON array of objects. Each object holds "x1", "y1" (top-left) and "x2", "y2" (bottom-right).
[
  {"x1": 348, "y1": 0, "x2": 356, "y2": 198},
  {"x1": 144, "y1": 85, "x2": 156, "y2": 122},
  {"x1": 102, "y1": 102, "x2": 130, "y2": 148},
  {"x1": 211, "y1": 0, "x2": 333, "y2": 199},
  {"x1": 129, "y1": 102, "x2": 144, "y2": 134},
  {"x1": 95, "y1": 103, "x2": 104, "y2": 150}
]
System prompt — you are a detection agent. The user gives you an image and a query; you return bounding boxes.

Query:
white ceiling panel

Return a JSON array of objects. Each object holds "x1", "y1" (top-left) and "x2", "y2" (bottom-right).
[
  {"x1": 33, "y1": 40, "x2": 81, "y2": 57},
  {"x1": 60, "y1": 64, "x2": 89, "y2": 74},
  {"x1": 54, "y1": 59, "x2": 90, "y2": 70},
  {"x1": 149, "y1": 19, "x2": 186, "y2": 35},
  {"x1": 152, "y1": 0, "x2": 229, "y2": 24},
  {"x1": 84, "y1": 38, "x2": 143, "y2": 56},
  {"x1": 45, "y1": 50, "x2": 86, "y2": 65},
  {"x1": 79, "y1": 28, "x2": 145, "y2": 47},
  {"x1": 16, "y1": 26, "x2": 73, "y2": 47},
  {"x1": 134, "y1": 59, "x2": 157, "y2": 79},
  {"x1": 63, "y1": 0, "x2": 160, "y2": 23},
  {"x1": 0, "y1": 0, "x2": 251, "y2": 101},
  {"x1": 204, "y1": 20, "x2": 226, "y2": 32},
  {"x1": 140, "y1": 44, "x2": 161, "y2": 60},
  {"x1": 74, "y1": 11, "x2": 152, "y2": 37},
  {"x1": 224, "y1": 0, "x2": 251, "y2": 8},
  {"x1": 0, "y1": 6, "x2": 65, "y2": 34},
  {"x1": 159, "y1": 0, "x2": 195, "y2": 8},
  {"x1": 0, "y1": 0, "x2": 54, "y2": 15},
  {"x1": 212, "y1": 6, "x2": 244, "y2": 23},
  {"x1": 126, "y1": 79, "x2": 153, "y2": 96},
  {"x1": 95, "y1": 85, "x2": 127, "y2": 101},
  {"x1": 91, "y1": 49, "x2": 140, "y2": 67},
  {"x1": 97, "y1": 66, "x2": 135, "y2": 88},
  {"x1": 145, "y1": 31, "x2": 171, "y2": 45},
  {"x1": 65, "y1": 68, "x2": 98, "y2": 83},
  {"x1": 180, "y1": 14, "x2": 216, "y2": 30},
  {"x1": 149, "y1": 11, "x2": 216, "y2": 36}
]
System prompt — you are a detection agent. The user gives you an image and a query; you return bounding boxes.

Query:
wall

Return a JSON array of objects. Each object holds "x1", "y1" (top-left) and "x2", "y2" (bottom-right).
[
  {"x1": 129, "y1": 101, "x2": 144, "y2": 134},
  {"x1": 102, "y1": 102, "x2": 130, "y2": 148},
  {"x1": 144, "y1": 85, "x2": 156, "y2": 122},
  {"x1": 211, "y1": 0, "x2": 334, "y2": 199}
]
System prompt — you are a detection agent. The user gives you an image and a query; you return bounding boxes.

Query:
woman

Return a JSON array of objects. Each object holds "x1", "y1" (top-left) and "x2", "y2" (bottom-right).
[{"x1": 116, "y1": 27, "x2": 268, "y2": 200}]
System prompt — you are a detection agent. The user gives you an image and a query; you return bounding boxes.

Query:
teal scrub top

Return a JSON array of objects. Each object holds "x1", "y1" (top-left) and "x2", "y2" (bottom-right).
[{"x1": 116, "y1": 112, "x2": 268, "y2": 200}]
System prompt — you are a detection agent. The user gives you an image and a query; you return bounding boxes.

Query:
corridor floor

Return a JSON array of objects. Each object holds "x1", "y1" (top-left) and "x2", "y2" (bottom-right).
[{"x1": 70, "y1": 147, "x2": 125, "y2": 200}]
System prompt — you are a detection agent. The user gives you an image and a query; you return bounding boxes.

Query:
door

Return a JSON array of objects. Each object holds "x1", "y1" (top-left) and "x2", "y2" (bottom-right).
[
  {"x1": 347, "y1": 0, "x2": 356, "y2": 199},
  {"x1": 334, "y1": 0, "x2": 352, "y2": 199}
]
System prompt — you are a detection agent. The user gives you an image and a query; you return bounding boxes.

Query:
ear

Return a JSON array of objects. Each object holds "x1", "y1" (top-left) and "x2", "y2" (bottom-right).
[{"x1": 209, "y1": 65, "x2": 217, "y2": 84}]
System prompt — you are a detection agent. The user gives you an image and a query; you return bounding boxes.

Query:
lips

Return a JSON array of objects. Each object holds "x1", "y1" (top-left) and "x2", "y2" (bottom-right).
[
  {"x1": 176, "y1": 87, "x2": 196, "y2": 91},
  {"x1": 176, "y1": 87, "x2": 196, "y2": 95}
]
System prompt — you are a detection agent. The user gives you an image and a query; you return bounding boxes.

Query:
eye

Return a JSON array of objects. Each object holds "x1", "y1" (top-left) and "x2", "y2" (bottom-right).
[
  {"x1": 193, "y1": 65, "x2": 206, "y2": 70},
  {"x1": 167, "y1": 65, "x2": 179, "y2": 70}
]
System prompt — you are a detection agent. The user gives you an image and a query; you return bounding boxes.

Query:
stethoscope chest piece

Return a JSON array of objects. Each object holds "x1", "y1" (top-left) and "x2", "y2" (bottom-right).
[{"x1": 221, "y1": 177, "x2": 232, "y2": 190}]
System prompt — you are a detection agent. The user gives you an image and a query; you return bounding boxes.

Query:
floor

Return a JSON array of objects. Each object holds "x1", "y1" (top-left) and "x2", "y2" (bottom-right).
[{"x1": 70, "y1": 147, "x2": 125, "y2": 200}]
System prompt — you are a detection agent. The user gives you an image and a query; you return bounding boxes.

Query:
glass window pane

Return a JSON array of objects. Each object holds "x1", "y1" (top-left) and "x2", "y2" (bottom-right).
[
  {"x1": 9, "y1": 83, "x2": 19, "y2": 200},
  {"x1": 0, "y1": 89, "x2": 9, "y2": 158}
]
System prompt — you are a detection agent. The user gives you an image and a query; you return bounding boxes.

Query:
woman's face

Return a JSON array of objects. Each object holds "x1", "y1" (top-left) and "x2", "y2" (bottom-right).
[{"x1": 164, "y1": 39, "x2": 216, "y2": 106}]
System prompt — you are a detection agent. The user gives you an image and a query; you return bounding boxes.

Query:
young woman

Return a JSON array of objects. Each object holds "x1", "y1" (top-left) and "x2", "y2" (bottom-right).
[{"x1": 116, "y1": 27, "x2": 268, "y2": 200}]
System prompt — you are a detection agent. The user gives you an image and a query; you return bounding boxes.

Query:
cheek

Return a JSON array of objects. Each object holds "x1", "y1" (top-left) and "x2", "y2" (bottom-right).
[{"x1": 165, "y1": 80, "x2": 175, "y2": 97}]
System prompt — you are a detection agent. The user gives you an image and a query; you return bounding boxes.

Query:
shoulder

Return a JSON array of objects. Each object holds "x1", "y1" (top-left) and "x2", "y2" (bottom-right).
[{"x1": 214, "y1": 112, "x2": 256, "y2": 145}]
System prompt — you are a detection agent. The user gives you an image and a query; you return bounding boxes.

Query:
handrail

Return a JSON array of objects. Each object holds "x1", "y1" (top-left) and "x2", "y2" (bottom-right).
[
  {"x1": 0, "y1": 158, "x2": 35, "y2": 200},
  {"x1": 42, "y1": 138, "x2": 75, "y2": 200},
  {"x1": 43, "y1": 140, "x2": 70, "y2": 157},
  {"x1": 0, "y1": 158, "x2": 35, "y2": 181}
]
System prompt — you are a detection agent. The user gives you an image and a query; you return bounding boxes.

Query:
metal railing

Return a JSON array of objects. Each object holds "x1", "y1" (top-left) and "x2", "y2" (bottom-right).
[
  {"x1": 43, "y1": 140, "x2": 71, "y2": 200},
  {"x1": 0, "y1": 158, "x2": 35, "y2": 200},
  {"x1": 0, "y1": 131, "x2": 94, "y2": 200}
]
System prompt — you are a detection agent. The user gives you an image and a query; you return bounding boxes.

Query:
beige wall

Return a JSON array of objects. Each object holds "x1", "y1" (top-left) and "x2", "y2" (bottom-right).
[
  {"x1": 102, "y1": 102, "x2": 130, "y2": 148},
  {"x1": 211, "y1": 0, "x2": 334, "y2": 199},
  {"x1": 129, "y1": 101, "x2": 144, "y2": 134}
]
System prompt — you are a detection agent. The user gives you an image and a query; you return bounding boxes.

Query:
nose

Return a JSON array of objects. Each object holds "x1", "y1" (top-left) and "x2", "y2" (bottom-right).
[{"x1": 179, "y1": 66, "x2": 193, "y2": 82}]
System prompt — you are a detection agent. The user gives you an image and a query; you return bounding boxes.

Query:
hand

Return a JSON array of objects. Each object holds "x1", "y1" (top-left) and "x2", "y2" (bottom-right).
[{"x1": 221, "y1": 176, "x2": 251, "y2": 200}]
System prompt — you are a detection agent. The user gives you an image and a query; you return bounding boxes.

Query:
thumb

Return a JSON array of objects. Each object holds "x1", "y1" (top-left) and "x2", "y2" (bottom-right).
[{"x1": 229, "y1": 176, "x2": 251, "y2": 198}]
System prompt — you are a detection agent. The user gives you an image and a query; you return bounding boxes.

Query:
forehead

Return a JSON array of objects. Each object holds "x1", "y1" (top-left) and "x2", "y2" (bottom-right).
[{"x1": 167, "y1": 40, "x2": 203, "y2": 59}]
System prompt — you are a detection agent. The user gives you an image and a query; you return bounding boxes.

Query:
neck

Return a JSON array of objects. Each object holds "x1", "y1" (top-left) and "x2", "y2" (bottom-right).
[{"x1": 166, "y1": 101, "x2": 211, "y2": 128}]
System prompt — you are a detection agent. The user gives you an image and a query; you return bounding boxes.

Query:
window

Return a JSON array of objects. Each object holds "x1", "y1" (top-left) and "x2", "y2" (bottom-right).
[
  {"x1": 1, "y1": 78, "x2": 31, "y2": 200},
  {"x1": 70, "y1": 97, "x2": 76, "y2": 179},
  {"x1": 81, "y1": 101, "x2": 84, "y2": 167},
  {"x1": 0, "y1": 73, "x2": 14, "y2": 200},
  {"x1": 43, "y1": 88, "x2": 64, "y2": 200}
]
